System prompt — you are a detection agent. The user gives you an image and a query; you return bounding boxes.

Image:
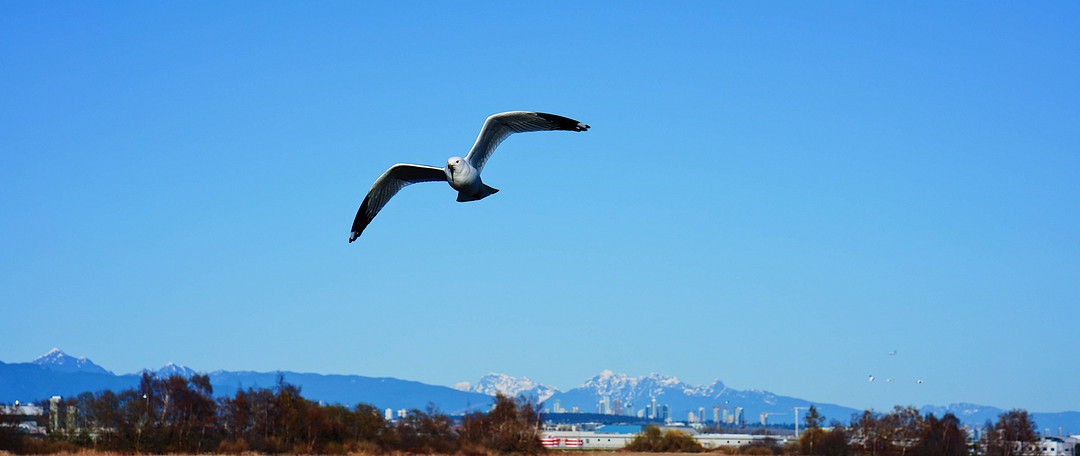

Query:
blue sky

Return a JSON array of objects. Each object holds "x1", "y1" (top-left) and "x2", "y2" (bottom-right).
[{"x1": 2, "y1": 2, "x2": 1078, "y2": 416}]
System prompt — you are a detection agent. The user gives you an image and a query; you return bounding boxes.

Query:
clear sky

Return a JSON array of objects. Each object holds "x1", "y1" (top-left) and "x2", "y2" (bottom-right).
[{"x1": 2, "y1": 2, "x2": 1078, "y2": 415}]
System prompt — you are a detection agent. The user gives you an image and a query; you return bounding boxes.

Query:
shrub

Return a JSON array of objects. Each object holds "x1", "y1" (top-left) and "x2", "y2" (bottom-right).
[{"x1": 625, "y1": 425, "x2": 704, "y2": 452}]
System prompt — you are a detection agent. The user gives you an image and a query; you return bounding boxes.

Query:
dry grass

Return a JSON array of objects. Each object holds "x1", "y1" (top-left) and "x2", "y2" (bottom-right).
[{"x1": 1, "y1": 451, "x2": 731, "y2": 456}]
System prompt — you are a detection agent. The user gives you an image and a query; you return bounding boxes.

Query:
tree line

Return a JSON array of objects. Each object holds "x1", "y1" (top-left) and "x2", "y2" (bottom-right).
[
  {"x1": 843, "y1": 406, "x2": 1045, "y2": 456},
  {"x1": 625, "y1": 405, "x2": 1046, "y2": 456},
  {"x1": 0, "y1": 375, "x2": 1064, "y2": 456},
  {"x1": 0, "y1": 372, "x2": 543, "y2": 455}
]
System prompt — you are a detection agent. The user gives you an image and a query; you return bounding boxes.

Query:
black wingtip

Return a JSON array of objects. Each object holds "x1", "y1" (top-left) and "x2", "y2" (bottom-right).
[
  {"x1": 535, "y1": 112, "x2": 590, "y2": 132},
  {"x1": 349, "y1": 197, "x2": 371, "y2": 243}
]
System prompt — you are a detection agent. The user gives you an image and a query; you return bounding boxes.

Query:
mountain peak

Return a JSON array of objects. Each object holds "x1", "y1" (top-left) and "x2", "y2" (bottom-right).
[
  {"x1": 456, "y1": 373, "x2": 559, "y2": 402},
  {"x1": 581, "y1": 370, "x2": 690, "y2": 388},
  {"x1": 579, "y1": 370, "x2": 637, "y2": 396},
  {"x1": 645, "y1": 372, "x2": 682, "y2": 384},
  {"x1": 33, "y1": 348, "x2": 67, "y2": 362},
  {"x1": 156, "y1": 363, "x2": 198, "y2": 378},
  {"x1": 32, "y1": 349, "x2": 112, "y2": 375},
  {"x1": 576, "y1": 371, "x2": 734, "y2": 401}
]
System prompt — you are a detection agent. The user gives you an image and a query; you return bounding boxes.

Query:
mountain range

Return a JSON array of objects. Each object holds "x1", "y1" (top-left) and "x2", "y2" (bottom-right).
[
  {"x1": 460, "y1": 369, "x2": 861, "y2": 428},
  {"x1": 2, "y1": 349, "x2": 1078, "y2": 433},
  {"x1": 454, "y1": 373, "x2": 559, "y2": 402},
  {"x1": 0, "y1": 349, "x2": 492, "y2": 414}
]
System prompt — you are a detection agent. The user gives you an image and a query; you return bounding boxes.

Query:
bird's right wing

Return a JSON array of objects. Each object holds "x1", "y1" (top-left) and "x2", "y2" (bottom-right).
[
  {"x1": 350, "y1": 164, "x2": 447, "y2": 242},
  {"x1": 464, "y1": 111, "x2": 590, "y2": 173}
]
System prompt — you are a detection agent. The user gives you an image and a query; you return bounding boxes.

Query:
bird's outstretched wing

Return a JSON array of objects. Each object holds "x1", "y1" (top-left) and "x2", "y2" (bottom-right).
[
  {"x1": 350, "y1": 164, "x2": 447, "y2": 242},
  {"x1": 464, "y1": 111, "x2": 589, "y2": 173}
]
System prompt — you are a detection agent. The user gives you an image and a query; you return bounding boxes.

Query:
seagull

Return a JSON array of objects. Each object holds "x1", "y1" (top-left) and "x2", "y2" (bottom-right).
[
  {"x1": 868, "y1": 375, "x2": 876, "y2": 382},
  {"x1": 888, "y1": 350, "x2": 897, "y2": 356},
  {"x1": 349, "y1": 111, "x2": 590, "y2": 241},
  {"x1": 916, "y1": 379, "x2": 924, "y2": 384}
]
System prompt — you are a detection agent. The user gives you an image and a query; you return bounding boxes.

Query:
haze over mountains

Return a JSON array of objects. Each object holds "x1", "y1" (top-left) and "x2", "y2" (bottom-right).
[{"x1": 3, "y1": 349, "x2": 1078, "y2": 433}]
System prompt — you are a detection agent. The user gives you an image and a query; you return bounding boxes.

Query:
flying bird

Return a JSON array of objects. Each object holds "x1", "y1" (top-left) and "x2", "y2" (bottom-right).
[
  {"x1": 349, "y1": 111, "x2": 590, "y2": 241},
  {"x1": 868, "y1": 375, "x2": 876, "y2": 382}
]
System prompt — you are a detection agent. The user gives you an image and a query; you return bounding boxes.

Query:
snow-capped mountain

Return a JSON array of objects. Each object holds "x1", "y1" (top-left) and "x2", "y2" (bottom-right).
[
  {"x1": 541, "y1": 370, "x2": 856, "y2": 425},
  {"x1": 454, "y1": 373, "x2": 559, "y2": 402},
  {"x1": 577, "y1": 370, "x2": 727, "y2": 399},
  {"x1": 155, "y1": 363, "x2": 198, "y2": 378},
  {"x1": 453, "y1": 370, "x2": 848, "y2": 424},
  {"x1": 32, "y1": 348, "x2": 112, "y2": 375}
]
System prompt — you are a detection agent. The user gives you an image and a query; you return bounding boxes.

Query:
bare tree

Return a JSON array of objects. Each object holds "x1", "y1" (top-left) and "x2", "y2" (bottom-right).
[
  {"x1": 912, "y1": 413, "x2": 968, "y2": 456},
  {"x1": 980, "y1": 409, "x2": 1039, "y2": 456},
  {"x1": 460, "y1": 393, "x2": 545, "y2": 454}
]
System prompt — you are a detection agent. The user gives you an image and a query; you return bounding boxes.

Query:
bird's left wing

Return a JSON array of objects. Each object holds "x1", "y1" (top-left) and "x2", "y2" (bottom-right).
[
  {"x1": 350, "y1": 164, "x2": 447, "y2": 242},
  {"x1": 464, "y1": 111, "x2": 589, "y2": 173}
]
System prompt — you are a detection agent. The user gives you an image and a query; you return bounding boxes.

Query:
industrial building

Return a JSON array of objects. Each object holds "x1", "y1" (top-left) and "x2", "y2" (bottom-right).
[{"x1": 540, "y1": 425, "x2": 793, "y2": 450}]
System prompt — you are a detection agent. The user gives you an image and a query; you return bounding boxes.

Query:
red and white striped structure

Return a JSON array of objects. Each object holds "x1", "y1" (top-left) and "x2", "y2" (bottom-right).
[
  {"x1": 540, "y1": 437, "x2": 561, "y2": 448},
  {"x1": 564, "y1": 438, "x2": 583, "y2": 448}
]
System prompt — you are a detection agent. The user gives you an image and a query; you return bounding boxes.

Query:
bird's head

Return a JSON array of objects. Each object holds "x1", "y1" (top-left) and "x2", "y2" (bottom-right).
[{"x1": 447, "y1": 157, "x2": 463, "y2": 172}]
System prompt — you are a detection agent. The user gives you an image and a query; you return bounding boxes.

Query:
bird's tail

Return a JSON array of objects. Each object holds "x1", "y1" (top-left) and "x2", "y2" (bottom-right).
[{"x1": 456, "y1": 184, "x2": 499, "y2": 202}]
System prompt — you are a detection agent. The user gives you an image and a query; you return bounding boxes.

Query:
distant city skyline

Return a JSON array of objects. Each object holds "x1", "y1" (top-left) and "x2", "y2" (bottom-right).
[{"x1": 3, "y1": 2, "x2": 1078, "y2": 415}]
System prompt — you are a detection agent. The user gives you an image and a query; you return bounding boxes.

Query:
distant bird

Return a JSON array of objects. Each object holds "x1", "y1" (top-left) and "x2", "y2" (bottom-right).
[
  {"x1": 868, "y1": 375, "x2": 876, "y2": 382},
  {"x1": 889, "y1": 350, "x2": 897, "y2": 356},
  {"x1": 916, "y1": 379, "x2": 924, "y2": 384},
  {"x1": 348, "y1": 111, "x2": 590, "y2": 241},
  {"x1": 886, "y1": 378, "x2": 894, "y2": 383}
]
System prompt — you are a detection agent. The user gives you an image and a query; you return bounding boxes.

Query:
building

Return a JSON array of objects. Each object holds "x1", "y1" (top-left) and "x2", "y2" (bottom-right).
[
  {"x1": 0, "y1": 401, "x2": 47, "y2": 435},
  {"x1": 643, "y1": 398, "x2": 672, "y2": 422},
  {"x1": 540, "y1": 426, "x2": 793, "y2": 451},
  {"x1": 598, "y1": 396, "x2": 611, "y2": 415},
  {"x1": 542, "y1": 429, "x2": 633, "y2": 450},
  {"x1": 1, "y1": 402, "x2": 44, "y2": 416},
  {"x1": 720, "y1": 407, "x2": 744, "y2": 425},
  {"x1": 1038, "y1": 436, "x2": 1077, "y2": 456},
  {"x1": 646, "y1": 398, "x2": 658, "y2": 420},
  {"x1": 697, "y1": 433, "x2": 792, "y2": 449},
  {"x1": 48, "y1": 396, "x2": 62, "y2": 432}
]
